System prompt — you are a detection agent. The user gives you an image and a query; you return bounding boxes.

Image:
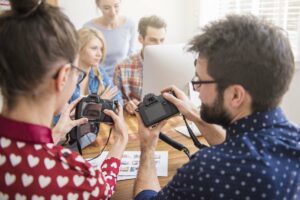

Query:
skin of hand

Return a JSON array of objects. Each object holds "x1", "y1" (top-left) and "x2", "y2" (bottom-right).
[
  {"x1": 100, "y1": 85, "x2": 118, "y2": 100},
  {"x1": 52, "y1": 97, "x2": 88, "y2": 144},
  {"x1": 132, "y1": 104, "x2": 166, "y2": 196},
  {"x1": 162, "y1": 85, "x2": 226, "y2": 145},
  {"x1": 162, "y1": 85, "x2": 200, "y2": 122},
  {"x1": 103, "y1": 103, "x2": 129, "y2": 159},
  {"x1": 125, "y1": 99, "x2": 140, "y2": 114},
  {"x1": 134, "y1": 105, "x2": 167, "y2": 151}
]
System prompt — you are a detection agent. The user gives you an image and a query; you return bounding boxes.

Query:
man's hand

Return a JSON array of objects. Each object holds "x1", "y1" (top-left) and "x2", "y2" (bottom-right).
[
  {"x1": 162, "y1": 85, "x2": 200, "y2": 122},
  {"x1": 134, "y1": 106, "x2": 167, "y2": 151},
  {"x1": 162, "y1": 85, "x2": 226, "y2": 145},
  {"x1": 52, "y1": 97, "x2": 88, "y2": 144},
  {"x1": 125, "y1": 99, "x2": 140, "y2": 114}
]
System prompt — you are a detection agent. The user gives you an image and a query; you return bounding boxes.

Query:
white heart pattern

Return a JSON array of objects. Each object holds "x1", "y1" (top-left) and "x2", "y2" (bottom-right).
[
  {"x1": 111, "y1": 162, "x2": 118, "y2": 168},
  {"x1": 0, "y1": 192, "x2": 9, "y2": 200},
  {"x1": 44, "y1": 158, "x2": 56, "y2": 170},
  {"x1": 5, "y1": 172, "x2": 16, "y2": 186},
  {"x1": 32, "y1": 195, "x2": 45, "y2": 200},
  {"x1": 28, "y1": 154, "x2": 39, "y2": 168},
  {"x1": 75, "y1": 156, "x2": 85, "y2": 163},
  {"x1": 102, "y1": 163, "x2": 108, "y2": 168},
  {"x1": 16, "y1": 141, "x2": 26, "y2": 149},
  {"x1": 9, "y1": 153, "x2": 22, "y2": 167},
  {"x1": 83, "y1": 191, "x2": 90, "y2": 200},
  {"x1": 87, "y1": 177, "x2": 97, "y2": 187},
  {"x1": 22, "y1": 173, "x2": 34, "y2": 187},
  {"x1": 73, "y1": 175, "x2": 84, "y2": 187},
  {"x1": 38, "y1": 175, "x2": 51, "y2": 188},
  {"x1": 98, "y1": 177, "x2": 104, "y2": 185},
  {"x1": 67, "y1": 193, "x2": 78, "y2": 200},
  {"x1": 34, "y1": 144, "x2": 42, "y2": 150},
  {"x1": 92, "y1": 187, "x2": 99, "y2": 197},
  {"x1": 50, "y1": 194, "x2": 63, "y2": 200},
  {"x1": 15, "y1": 193, "x2": 26, "y2": 200},
  {"x1": 61, "y1": 162, "x2": 69, "y2": 170},
  {"x1": 0, "y1": 154, "x2": 6, "y2": 166},
  {"x1": 57, "y1": 176, "x2": 69, "y2": 188},
  {"x1": 0, "y1": 137, "x2": 11, "y2": 149}
]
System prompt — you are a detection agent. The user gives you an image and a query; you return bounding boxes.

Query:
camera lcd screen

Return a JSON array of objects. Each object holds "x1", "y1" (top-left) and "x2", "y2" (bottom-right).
[
  {"x1": 144, "y1": 103, "x2": 166, "y2": 122},
  {"x1": 82, "y1": 102, "x2": 102, "y2": 121}
]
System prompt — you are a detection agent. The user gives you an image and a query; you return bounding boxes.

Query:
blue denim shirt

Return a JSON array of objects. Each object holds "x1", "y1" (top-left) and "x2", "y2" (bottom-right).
[
  {"x1": 135, "y1": 108, "x2": 300, "y2": 200},
  {"x1": 53, "y1": 67, "x2": 123, "y2": 124},
  {"x1": 70, "y1": 67, "x2": 123, "y2": 104}
]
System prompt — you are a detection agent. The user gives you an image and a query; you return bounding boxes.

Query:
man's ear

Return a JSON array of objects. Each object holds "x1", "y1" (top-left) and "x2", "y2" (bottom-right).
[
  {"x1": 226, "y1": 85, "x2": 248, "y2": 109},
  {"x1": 55, "y1": 65, "x2": 71, "y2": 92}
]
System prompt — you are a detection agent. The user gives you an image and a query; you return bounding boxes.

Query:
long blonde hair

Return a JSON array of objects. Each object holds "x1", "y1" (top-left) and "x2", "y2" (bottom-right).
[{"x1": 78, "y1": 28, "x2": 106, "y2": 95}]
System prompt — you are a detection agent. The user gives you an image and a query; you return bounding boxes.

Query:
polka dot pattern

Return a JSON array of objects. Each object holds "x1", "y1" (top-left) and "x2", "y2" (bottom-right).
[{"x1": 136, "y1": 108, "x2": 300, "y2": 200}]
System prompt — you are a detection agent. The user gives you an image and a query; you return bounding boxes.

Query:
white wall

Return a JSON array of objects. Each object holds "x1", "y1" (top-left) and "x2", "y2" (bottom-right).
[
  {"x1": 281, "y1": 67, "x2": 300, "y2": 124},
  {"x1": 58, "y1": 0, "x2": 199, "y2": 44}
]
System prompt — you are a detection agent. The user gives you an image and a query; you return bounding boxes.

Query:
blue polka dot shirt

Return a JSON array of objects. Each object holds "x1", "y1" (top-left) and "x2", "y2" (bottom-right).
[{"x1": 135, "y1": 107, "x2": 300, "y2": 200}]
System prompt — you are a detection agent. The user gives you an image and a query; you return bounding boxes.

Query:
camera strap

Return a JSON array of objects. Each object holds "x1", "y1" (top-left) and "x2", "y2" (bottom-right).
[
  {"x1": 182, "y1": 115, "x2": 207, "y2": 149},
  {"x1": 159, "y1": 132, "x2": 190, "y2": 159}
]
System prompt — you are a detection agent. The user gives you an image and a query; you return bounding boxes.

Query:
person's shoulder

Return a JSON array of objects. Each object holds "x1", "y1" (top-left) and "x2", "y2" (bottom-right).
[
  {"x1": 117, "y1": 53, "x2": 141, "y2": 68},
  {"x1": 83, "y1": 18, "x2": 100, "y2": 29},
  {"x1": 122, "y1": 16, "x2": 135, "y2": 28}
]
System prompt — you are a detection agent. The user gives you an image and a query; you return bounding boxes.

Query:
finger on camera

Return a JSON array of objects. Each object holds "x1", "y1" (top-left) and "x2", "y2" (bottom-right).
[
  {"x1": 74, "y1": 117, "x2": 89, "y2": 126},
  {"x1": 103, "y1": 109, "x2": 118, "y2": 121}
]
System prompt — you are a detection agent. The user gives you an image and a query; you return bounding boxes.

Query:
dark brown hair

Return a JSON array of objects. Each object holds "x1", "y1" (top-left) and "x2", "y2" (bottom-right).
[
  {"x1": 138, "y1": 15, "x2": 167, "y2": 38},
  {"x1": 188, "y1": 15, "x2": 295, "y2": 112},
  {"x1": 0, "y1": 0, "x2": 78, "y2": 109}
]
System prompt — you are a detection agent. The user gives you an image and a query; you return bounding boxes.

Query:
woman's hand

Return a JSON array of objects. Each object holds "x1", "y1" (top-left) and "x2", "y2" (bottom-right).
[
  {"x1": 100, "y1": 85, "x2": 118, "y2": 100},
  {"x1": 103, "y1": 103, "x2": 128, "y2": 159},
  {"x1": 52, "y1": 97, "x2": 88, "y2": 144},
  {"x1": 103, "y1": 103, "x2": 128, "y2": 143}
]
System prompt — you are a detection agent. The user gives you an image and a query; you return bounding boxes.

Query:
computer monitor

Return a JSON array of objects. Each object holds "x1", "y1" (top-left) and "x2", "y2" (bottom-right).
[{"x1": 142, "y1": 44, "x2": 196, "y2": 97}]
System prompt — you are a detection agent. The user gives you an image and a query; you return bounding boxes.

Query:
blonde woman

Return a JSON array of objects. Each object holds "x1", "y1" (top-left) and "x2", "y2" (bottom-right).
[{"x1": 70, "y1": 27, "x2": 123, "y2": 104}]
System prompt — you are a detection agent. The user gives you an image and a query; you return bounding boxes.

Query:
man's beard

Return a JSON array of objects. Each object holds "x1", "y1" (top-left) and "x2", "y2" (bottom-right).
[{"x1": 200, "y1": 92, "x2": 232, "y2": 127}]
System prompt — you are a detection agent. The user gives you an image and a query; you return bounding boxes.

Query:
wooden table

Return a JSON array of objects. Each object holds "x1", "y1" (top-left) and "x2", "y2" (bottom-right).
[{"x1": 82, "y1": 112, "x2": 208, "y2": 200}]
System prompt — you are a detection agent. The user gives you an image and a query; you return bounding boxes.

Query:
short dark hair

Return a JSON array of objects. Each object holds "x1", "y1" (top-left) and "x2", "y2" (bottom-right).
[
  {"x1": 0, "y1": 0, "x2": 78, "y2": 109},
  {"x1": 188, "y1": 15, "x2": 295, "y2": 112},
  {"x1": 138, "y1": 15, "x2": 167, "y2": 38}
]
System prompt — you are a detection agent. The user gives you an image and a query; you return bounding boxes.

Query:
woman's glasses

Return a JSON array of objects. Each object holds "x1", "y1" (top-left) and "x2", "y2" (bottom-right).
[
  {"x1": 52, "y1": 63, "x2": 87, "y2": 85},
  {"x1": 71, "y1": 65, "x2": 86, "y2": 84}
]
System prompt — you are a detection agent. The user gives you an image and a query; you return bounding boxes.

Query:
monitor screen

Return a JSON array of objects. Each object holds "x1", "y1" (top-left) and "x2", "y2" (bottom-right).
[{"x1": 142, "y1": 44, "x2": 196, "y2": 97}]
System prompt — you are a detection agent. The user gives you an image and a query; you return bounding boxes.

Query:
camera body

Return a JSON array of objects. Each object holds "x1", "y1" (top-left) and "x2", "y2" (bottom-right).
[
  {"x1": 68, "y1": 93, "x2": 117, "y2": 153},
  {"x1": 138, "y1": 92, "x2": 179, "y2": 127}
]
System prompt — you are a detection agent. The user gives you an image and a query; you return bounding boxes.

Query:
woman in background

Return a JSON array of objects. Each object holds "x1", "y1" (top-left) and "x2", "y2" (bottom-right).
[
  {"x1": 72, "y1": 27, "x2": 123, "y2": 104},
  {"x1": 84, "y1": 0, "x2": 136, "y2": 78},
  {"x1": 0, "y1": 0, "x2": 128, "y2": 198}
]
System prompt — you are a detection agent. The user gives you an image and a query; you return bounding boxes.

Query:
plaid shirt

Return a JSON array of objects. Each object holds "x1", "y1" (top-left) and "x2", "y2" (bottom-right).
[{"x1": 114, "y1": 52, "x2": 143, "y2": 104}]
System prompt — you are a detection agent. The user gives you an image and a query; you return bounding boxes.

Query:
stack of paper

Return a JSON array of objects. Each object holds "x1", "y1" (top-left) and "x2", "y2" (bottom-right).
[{"x1": 87, "y1": 151, "x2": 168, "y2": 181}]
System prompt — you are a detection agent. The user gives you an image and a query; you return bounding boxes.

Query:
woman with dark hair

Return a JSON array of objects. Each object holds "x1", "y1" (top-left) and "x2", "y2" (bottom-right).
[{"x1": 0, "y1": 0, "x2": 128, "y2": 198}]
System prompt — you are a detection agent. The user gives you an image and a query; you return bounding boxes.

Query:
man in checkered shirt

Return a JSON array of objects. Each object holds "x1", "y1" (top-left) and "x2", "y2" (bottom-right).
[{"x1": 113, "y1": 15, "x2": 167, "y2": 114}]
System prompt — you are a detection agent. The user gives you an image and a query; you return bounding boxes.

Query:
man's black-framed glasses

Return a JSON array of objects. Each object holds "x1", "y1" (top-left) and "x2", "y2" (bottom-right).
[{"x1": 191, "y1": 76, "x2": 217, "y2": 91}]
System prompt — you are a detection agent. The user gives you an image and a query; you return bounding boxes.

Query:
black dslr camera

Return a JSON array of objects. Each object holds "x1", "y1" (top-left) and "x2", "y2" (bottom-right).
[
  {"x1": 67, "y1": 93, "x2": 117, "y2": 153},
  {"x1": 137, "y1": 92, "x2": 179, "y2": 127}
]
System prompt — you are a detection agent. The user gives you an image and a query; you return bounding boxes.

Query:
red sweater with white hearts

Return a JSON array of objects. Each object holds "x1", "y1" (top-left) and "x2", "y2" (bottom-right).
[{"x1": 0, "y1": 115, "x2": 120, "y2": 200}]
